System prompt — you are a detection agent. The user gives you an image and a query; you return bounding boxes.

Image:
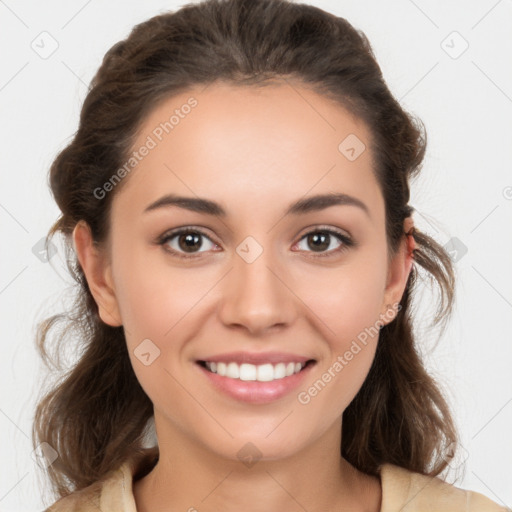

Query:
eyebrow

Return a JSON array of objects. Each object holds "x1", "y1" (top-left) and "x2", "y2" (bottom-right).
[{"x1": 143, "y1": 192, "x2": 370, "y2": 218}]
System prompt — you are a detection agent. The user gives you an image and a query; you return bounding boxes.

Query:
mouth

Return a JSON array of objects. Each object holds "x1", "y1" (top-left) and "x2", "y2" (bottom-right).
[
  {"x1": 196, "y1": 358, "x2": 316, "y2": 403},
  {"x1": 196, "y1": 359, "x2": 316, "y2": 382}
]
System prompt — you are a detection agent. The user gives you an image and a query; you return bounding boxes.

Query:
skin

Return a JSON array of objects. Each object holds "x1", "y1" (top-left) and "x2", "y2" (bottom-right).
[{"x1": 73, "y1": 79, "x2": 415, "y2": 512}]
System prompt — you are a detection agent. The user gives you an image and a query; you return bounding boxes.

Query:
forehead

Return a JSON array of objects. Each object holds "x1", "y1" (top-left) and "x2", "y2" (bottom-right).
[{"x1": 114, "y1": 79, "x2": 382, "y2": 222}]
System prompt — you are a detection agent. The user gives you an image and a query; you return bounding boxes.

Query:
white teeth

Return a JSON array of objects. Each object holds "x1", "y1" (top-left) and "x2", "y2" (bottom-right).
[
  {"x1": 274, "y1": 363, "x2": 286, "y2": 379},
  {"x1": 204, "y1": 360, "x2": 307, "y2": 381},
  {"x1": 256, "y1": 363, "x2": 273, "y2": 382},
  {"x1": 240, "y1": 363, "x2": 257, "y2": 381},
  {"x1": 226, "y1": 362, "x2": 240, "y2": 379},
  {"x1": 217, "y1": 362, "x2": 226, "y2": 376}
]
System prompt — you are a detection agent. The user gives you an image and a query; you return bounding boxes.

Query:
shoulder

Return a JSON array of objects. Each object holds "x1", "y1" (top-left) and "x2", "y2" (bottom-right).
[
  {"x1": 43, "y1": 447, "x2": 159, "y2": 511},
  {"x1": 379, "y1": 463, "x2": 509, "y2": 512},
  {"x1": 44, "y1": 465, "x2": 131, "y2": 511},
  {"x1": 43, "y1": 479, "x2": 105, "y2": 511}
]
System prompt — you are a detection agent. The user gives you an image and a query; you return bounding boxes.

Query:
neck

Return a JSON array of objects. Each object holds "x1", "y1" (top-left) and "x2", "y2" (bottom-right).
[{"x1": 133, "y1": 414, "x2": 381, "y2": 512}]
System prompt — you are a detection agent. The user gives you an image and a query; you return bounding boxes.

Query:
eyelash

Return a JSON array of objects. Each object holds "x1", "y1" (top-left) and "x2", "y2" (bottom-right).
[{"x1": 156, "y1": 225, "x2": 355, "y2": 260}]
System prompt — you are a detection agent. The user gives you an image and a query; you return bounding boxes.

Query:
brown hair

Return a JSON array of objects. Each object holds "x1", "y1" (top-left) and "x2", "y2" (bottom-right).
[{"x1": 33, "y1": 0, "x2": 458, "y2": 501}]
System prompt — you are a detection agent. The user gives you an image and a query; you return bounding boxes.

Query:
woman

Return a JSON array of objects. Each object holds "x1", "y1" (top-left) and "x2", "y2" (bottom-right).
[{"x1": 33, "y1": 0, "x2": 506, "y2": 510}]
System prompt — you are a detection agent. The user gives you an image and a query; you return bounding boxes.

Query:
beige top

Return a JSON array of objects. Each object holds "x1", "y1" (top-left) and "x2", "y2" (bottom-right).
[{"x1": 45, "y1": 448, "x2": 508, "y2": 511}]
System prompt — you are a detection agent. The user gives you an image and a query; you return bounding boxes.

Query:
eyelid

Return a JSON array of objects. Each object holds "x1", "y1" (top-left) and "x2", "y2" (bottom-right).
[
  {"x1": 293, "y1": 225, "x2": 355, "y2": 258},
  {"x1": 157, "y1": 224, "x2": 355, "y2": 259},
  {"x1": 296, "y1": 224, "x2": 352, "y2": 241},
  {"x1": 157, "y1": 225, "x2": 217, "y2": 243},
  {"x1": 156, "y1": 226, "x2": 220, "y2": 259}
]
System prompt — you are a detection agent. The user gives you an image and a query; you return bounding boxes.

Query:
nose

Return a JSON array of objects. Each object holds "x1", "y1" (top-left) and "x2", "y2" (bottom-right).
[{"x1": 217, "y1": 244, "x2": 297, "y2": 336}]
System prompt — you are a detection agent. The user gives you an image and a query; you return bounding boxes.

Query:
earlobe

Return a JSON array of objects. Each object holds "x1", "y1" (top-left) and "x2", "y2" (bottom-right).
[
  {"x1": 380, "y1": 217, "x2": 416, "y2": 322},
  {"x1": 72, "y1": 221, "x2": 123, "y2": 327},
  {"x1": 404, "y1": 224, "x2": 416, "y2": 277}
]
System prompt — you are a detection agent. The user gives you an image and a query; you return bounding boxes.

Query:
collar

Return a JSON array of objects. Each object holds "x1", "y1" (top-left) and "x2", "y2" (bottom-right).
[{"x1": 47, "y1": 447, "x2": 505, "y2": 511}]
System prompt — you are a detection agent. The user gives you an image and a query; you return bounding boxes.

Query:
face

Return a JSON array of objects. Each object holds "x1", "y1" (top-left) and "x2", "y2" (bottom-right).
[{"x1": 75, "y1": 80, "x2": 412, "y2": 462}]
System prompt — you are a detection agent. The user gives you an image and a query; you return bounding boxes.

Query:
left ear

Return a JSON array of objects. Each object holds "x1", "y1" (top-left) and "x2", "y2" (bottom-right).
[{"x1": 380, "y1": 217, "x2": 416, "y2": 322}]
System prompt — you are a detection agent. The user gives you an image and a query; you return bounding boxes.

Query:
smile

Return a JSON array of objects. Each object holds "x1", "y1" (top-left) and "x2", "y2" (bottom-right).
[
  {"x1": 200, "y1": 360, "x2": 311, "y2": 382},
  {"x1": 196, "y1": 359, "x2": 316, "y2": 404}
]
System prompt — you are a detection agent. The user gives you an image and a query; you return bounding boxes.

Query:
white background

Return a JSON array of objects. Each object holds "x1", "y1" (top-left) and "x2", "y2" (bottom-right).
[{"x1": 1, "y1": 0, "x2": 511, "y2": 510}]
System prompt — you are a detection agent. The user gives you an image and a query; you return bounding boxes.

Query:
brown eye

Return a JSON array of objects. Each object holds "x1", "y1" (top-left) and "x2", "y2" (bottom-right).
[
  {"x1": 177, "y1": 232, "x2": 203, "y2": 253},
  {"x1": 158, "y1": 228, "x2": 219, "y2": 259},
  {"x1": 306, "y1": 232, "x2": 331, "y2": 252},
  {"x1": 294, "y1": 228, "x2": 354, "y2": 257}
]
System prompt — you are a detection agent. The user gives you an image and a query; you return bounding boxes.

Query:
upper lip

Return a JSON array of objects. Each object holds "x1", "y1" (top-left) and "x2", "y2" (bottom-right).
[{"x1": 197, "y1": 351, "x2": 315, "y2": 365}]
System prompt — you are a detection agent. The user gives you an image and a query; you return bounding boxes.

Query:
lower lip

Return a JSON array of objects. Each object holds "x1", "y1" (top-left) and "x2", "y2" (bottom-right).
[{"x1": 196, "y1": 361, "x2": 315, "y2": 404}]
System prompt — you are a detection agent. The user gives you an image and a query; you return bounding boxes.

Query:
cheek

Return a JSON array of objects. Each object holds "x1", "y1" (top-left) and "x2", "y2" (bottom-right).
[
  {"x1": 292, "y1": 251, "x2": 387, "y2": 400},
  {"x1": 114, "y1": 239, "x2": 389, "y2": 355},
  {"x1": 112, "y1": 251, "x2": 207, "y2": 414},
  {"x1": 112, "y1": 242, "x2": 208, "y2": 340},
  {"x1": 293, "y1": 253, "x2": 389, "y2": 339},
  {"x1": 294, "y1": 264, "x2": 386, "y2": 418}
]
